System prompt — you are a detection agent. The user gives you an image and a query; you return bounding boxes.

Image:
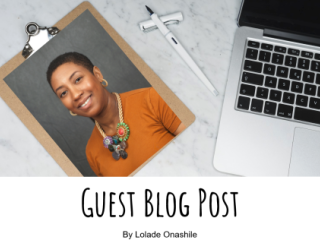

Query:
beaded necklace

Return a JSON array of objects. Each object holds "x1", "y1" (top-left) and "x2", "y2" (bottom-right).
[{"x1": 95, "y1": 92, "x2": 130, "y2": 160}]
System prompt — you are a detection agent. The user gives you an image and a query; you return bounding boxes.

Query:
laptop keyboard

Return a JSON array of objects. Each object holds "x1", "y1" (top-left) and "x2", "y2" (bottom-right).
[{"x1": 237, "y1": 40, "x2": 320, "y2": 126}]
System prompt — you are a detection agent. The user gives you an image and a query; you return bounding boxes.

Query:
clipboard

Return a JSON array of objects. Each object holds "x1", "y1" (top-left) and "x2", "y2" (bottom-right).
[{"x1": 0, "y1": 1, "x2": 195, "y2": 176}]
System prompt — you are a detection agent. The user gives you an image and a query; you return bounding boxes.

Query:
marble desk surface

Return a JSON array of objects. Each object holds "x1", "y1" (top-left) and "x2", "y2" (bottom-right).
[{"x1": 0, "y1": 0, "x2": 241, "y2": 176}]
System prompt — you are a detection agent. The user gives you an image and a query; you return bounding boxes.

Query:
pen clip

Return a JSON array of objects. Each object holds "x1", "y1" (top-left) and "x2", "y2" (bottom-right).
[{"x1": 142, "y1": 20, "x2": 180, "y2": 33}]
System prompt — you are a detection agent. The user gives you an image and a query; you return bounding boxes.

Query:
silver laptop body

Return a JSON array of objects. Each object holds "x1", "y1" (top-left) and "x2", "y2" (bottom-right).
[{"x1": 213, "y1": 1, "x2": 320, "y2": 176}]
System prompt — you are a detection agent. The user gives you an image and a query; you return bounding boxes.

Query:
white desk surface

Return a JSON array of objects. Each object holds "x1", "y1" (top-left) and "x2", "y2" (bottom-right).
[{"x1": 0, "y1": 0, "x2": 241, "y2": 176}]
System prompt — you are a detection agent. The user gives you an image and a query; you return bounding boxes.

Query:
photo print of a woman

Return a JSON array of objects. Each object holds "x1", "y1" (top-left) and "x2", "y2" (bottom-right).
[{"x1": 47, "y1": 52, "x2": 186, "y2": 176}]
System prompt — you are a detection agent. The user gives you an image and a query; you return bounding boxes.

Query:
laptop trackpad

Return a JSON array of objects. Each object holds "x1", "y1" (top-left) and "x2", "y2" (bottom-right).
[{"x1": 289, "y1": 127, "x2": 320, "y2": 176}]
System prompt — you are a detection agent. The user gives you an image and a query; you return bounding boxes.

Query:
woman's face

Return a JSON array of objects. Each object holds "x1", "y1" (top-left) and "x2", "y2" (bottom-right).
[{"x1": 50, "y1": 62, "x2": 107, "y2": 118}]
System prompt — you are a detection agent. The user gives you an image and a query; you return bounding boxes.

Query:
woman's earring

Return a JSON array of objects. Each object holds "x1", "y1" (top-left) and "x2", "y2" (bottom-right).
[
  {"x1": 70, "y1": 111, "x2": 77, "y2": 116},
  {"x1": 101, "y1": 79, "x2": 108, "y2": 87}
]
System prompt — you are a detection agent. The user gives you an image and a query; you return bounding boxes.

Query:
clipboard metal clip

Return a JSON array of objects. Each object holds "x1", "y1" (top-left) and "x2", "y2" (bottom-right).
[{"x1": 22, "y1": 22, "x2": 60, "y2": 59}]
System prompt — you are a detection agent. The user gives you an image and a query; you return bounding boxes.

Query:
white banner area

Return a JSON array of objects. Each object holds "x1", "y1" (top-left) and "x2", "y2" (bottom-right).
[{"x1": 0, "y1": 177, "x2": 319, "y2": 239}]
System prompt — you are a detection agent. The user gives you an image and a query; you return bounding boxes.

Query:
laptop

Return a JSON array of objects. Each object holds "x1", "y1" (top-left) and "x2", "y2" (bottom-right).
[{"x1": 213, "y1": 0, "x2": 320, "y2": 176}]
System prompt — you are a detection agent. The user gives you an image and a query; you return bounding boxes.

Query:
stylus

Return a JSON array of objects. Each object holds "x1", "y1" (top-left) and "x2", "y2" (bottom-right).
[{"x1": 145, "y1": 6, "x2": 219, "y2": 96}]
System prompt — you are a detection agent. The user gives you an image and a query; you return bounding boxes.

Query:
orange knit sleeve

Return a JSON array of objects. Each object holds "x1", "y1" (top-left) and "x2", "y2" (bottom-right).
[
  {"x1": 148, "y1": 87, "x2": 182, "y2": 134},
  {"x1": 85, "y1": 145, "x2": 100, "y2": 176}
]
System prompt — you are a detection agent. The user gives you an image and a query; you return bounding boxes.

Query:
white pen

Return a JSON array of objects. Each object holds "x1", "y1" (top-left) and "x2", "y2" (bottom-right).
[{"x1": 146, "y1": 6, "x2": 219, "y2": 96}]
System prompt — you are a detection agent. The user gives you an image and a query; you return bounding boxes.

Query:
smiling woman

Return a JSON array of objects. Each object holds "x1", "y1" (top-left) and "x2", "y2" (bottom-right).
[{"x1": 46, "y1": 52, "x2": 186, "y2": 176}]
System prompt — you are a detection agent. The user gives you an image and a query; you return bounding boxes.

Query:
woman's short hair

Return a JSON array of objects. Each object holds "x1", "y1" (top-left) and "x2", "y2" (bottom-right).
[{"x1": 46, "y1": 52, "x2": 94, "y2": 89}]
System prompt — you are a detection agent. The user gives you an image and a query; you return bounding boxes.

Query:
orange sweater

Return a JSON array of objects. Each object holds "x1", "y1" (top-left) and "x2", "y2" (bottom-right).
[{"x1": 85, "y1": 87, "x2": 182, "y2": 176}]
